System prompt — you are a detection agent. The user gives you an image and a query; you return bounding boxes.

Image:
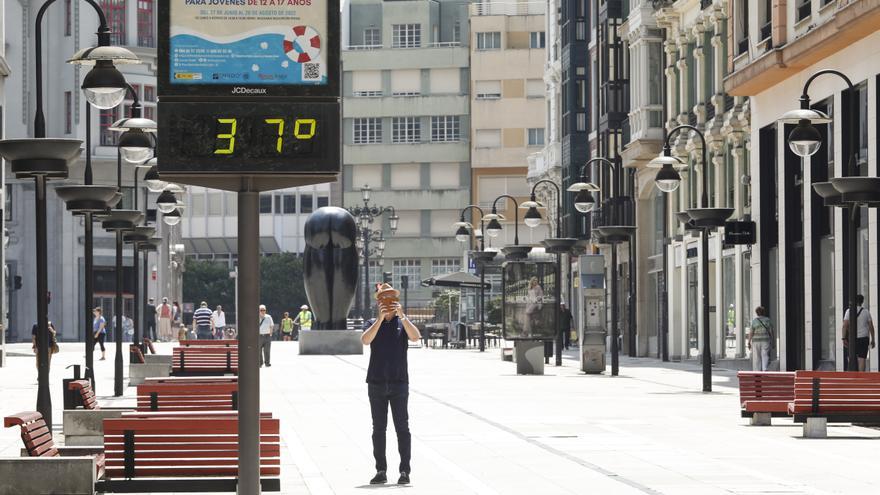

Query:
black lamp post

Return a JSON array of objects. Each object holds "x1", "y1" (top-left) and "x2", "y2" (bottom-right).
[
  {"x1": 484, "y1": 195, "x2": 532, "y2": 261},
  {"x1": 569, "y1": 157, "x2": 635, "y2": 376},
  {"x1": 780, "y1": 69, "x2": 880, "y2": 372},
  {"x1": 347, "y1": 185, "x2": 398, "y2": 318},
  {"x1": 521, "y1": 180, "x2": 577, "y2": 366},
  {"x1": 0, "y1": 0, "x2": 140, "y2": 422},
  {"x1": 649, "y1": 125, "x2": 733, "y2": 392},
  {"x1": 454, "y1": 205, "x2": 495, "y2": 352}
]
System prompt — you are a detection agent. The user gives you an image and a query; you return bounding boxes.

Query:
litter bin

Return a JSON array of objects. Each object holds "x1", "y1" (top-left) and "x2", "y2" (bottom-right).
[
  {"x1": 581, "y1": 330, "x2": 606, "y2": 374},
  {"x1": 62, "y1": 364, "x2": 84, "y2": 409}
]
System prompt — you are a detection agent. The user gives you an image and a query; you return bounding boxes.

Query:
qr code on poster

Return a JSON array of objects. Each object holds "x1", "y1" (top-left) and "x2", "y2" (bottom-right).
[{"x1": 302, "y1": 63, "x2": 321, "y2": 81}]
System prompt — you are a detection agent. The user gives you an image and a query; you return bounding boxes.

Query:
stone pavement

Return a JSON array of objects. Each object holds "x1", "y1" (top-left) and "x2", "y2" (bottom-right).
[{"x1": 1, "y1": 340, "x2": 879, "y2": 494}]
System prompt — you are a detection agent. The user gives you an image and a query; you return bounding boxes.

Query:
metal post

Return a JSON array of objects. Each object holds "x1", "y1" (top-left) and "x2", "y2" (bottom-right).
[
  {"x1": 610, "y1": 244, "x2": 619, "y2": 376},
  {"x1": 84, "y1": 214, "x2": 95, "y2": 387},
  {"x1": 35, "y1": 174, "x2": 51, "y2": 427},
  {"x1": 479, "y1": 266, "x2": 485, "y2": 352},
  {"x1": 555, "y1": 256, "x2": 563, "y2": 366},
  {"x1": 237, "y1": 189, "x2": 261, "y2": 494},
  {"x1": 142, "y1": 250, "x2": 149, "y2": 345},
  {"x1": 114, "y1": 229, "x2": 124, "y2": 396},
  {"x1": 701, "y1": 227, "x2": 711, "y2": 392},
  {"x1": 362, "y1": 232, "x2": 370, "y2": 319},
  {"x1": 132, "y1": 241, "x2": 140, "y2": 357},
  {"x1": 847, "y1": 206, "x2": 859, "y2": 372}
]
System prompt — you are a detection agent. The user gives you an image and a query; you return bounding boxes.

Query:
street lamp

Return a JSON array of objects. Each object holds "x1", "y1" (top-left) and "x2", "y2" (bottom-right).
[
  {"x1": 144, "y1": 165, "x2": 167, "y2": 192},
  {"x1": 780, "y1": 69, "x2": 880, "y2": 371},
  {"x1": 347, "y1": 185, "x2": 397, "y2": 318},
  {"x1": 454, "y1": 205, "x2": 495, "y2": 352},
  {"x1": 163, "y1": 209, "x2": 182, "y2": 226},
  {"x1": 156, "y1": 189, "x2": 178, "y2": 214},
  {"x1": 650, "y1": 125, "x2": 733, "y2": 392},
  {"x1": 483, "y1": 195, "x2": 532, "y2": 261}
]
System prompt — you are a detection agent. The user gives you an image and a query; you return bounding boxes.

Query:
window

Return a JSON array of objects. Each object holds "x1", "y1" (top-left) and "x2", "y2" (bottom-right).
[
  {"x1": 391, "y1": 69, "x2": 421, "y2": 96},
  {"x1": 143, "y1": 86, "x2": 156, "y2": 102},
  {"x1": 392, "y1": 117, "x2": 420, "y2": 143},
  {"x1": 476, "y1": 32, "x2": 501, "y2": 50},
  {"x1": 475, "y1": 129, "x2": 501, "y2": 148},
  {"x1": 529, "y1": 31, "x2": 546, "y2": 49},
  {"x1": 137, "y1": 0, "x2": 154, "y2": 47},
  {"x1": 317, "y1": 195, "x2": 329, "y2": 208},
  {"x1": 64, "y1": 92, "x2": 73, "y2": 134},
  {"x1": 353, "y1": 118, "x2": 382, "y2": 144},
  {"x1": 477, "y1": 176, "x2": 530, "y2": 207},
  {"x1": 100, "y1": 107, "x2": 120, "y2": 146},
  {"x1": 392, "y1": 259, "x2": 421, "y2": 289},
  {"x1": 283, "y1": 194, "x2": 296, "y2": 214},
  {"x1": 207, "y1": 192, "x2": 222, "y2": 216},
  {"x1": 796, "y1": 0, "x2": 811, "y2": 22},
  {"x1": 259, "y1": 194, "x2": 272, "y2": 214},
  {"x1": 5, "y1": 184, "x2": 12, "y2": 222},
  {"x1": 364, "y1": 28, "x2": 381, "y2": 47},
  {"x1": 759, "y1": 0, "x2": 772, "y2": 41},
  {"x1": 526, "y1": 79, "x2": 544, "y2": 98},
  {"x1": 392, "y1": 24, "x2": 421, "y2": 48},
  {"x1": 452, "y1": 22, "x2": 461, "y2": 43},
  {"x1": 430, "y1": 163, "x2": 460, "y2": 188},
  {"x1": 64, "y1": 0, "x2": 72, "y2": 36},
  {"x1": 431, "y1": 116, "x2": 460, "y2": 142},
  {"x1": 101, "y1": 0, "x2": 126, "y2": 46},
  {"x1": 300, "y1": 195, "x2": 313, "y2": 213},
  {"x1": 735, "y1": 0, "x2": 749, "y2": 55},
  {"x1": 430, "y1": 68, "x2": 459, "y2": 94},
  {"x1": 351, "y1": 164, "x2": 382, "y2": 190},
  {"x1": 367, "y1": 260, "x2": 383, "y2": 287},
  {"x1": 393, "y1": 211, "x2": 420, "y2": 236},
  {"x1": 190, "y1": 192, "x2": 205, "y2": 216},
  {"x1": 225, "y1": 193, "x2": 237, "y2": 215},
  {"x1": 475, "y1": 80, "x2": 501, "y2": 99},
  {"x1": 274, "y1": 195, "x2": 281, "y2": 213},
  {"x1": 527, "y1": 128, "x2": 545, "y2": 146},
  {"x1": 432, "y1": 259, "x2": 460, "y2": 276}
]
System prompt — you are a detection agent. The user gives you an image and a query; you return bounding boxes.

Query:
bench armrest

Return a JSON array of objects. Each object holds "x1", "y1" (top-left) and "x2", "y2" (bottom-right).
[{"x1": 58, "y1": 446, "x2": 103, "y2": 457}]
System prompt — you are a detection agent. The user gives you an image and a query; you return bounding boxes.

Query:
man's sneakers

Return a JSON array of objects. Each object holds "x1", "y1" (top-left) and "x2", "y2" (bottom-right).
[
  {"x1": 369, "y1": 471, "x2": 387, "y2": 485},
  {"x1": 397, "y1": 472, "x2": 410, "y2": 485}
]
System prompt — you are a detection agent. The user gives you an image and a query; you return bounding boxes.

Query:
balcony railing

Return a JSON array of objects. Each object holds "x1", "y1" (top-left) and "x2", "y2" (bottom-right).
[
  {"x1": 469, "y1": 2, "x2": 545, "y2": 16},
  {"x1": 345, "y1": 44, "x2": 382, "y2": 51}
]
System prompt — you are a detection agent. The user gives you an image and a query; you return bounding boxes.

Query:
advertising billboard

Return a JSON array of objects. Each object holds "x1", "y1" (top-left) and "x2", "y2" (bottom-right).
[{"x1": 502, "y1": 262, "x2": 557, "y2": 340}]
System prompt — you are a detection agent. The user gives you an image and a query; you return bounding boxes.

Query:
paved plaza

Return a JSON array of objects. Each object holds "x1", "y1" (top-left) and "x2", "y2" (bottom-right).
[{"x1": 2, "y1": 342, "x2": 879, "y2": 495}]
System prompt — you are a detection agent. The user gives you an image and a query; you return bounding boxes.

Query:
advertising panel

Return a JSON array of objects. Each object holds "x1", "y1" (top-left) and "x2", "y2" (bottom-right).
[{"x1": 502, "y1": 262, "x2": 557, "y2": 340}]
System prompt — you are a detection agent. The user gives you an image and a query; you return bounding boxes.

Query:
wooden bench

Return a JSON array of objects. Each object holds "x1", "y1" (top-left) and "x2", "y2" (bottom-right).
[
  {"x1": 788, "y1": 371, "x2": 880, "y2": 438},
  {"x1": 69, "y1": 379, "x2": 100, "y2": 411},
  {"x1": 172, "y1": 346, "x2": 238, "y2": 376},
  {"x1": 4, "y1": 411, "x2": 105, "y2": 478},
  {"x1": 179, "y1": 339, "x2": 237, "y2": 347},
  {"x1": 143, "y1": 376, "x2": 238, "y2": 386},
  {"x1": 136, "y1": 382, "x2": 239, "y2": 412},
  {"x1": 737, "y1": 371, "x2": 795, "y2": 425},
  {"x1": 96, "y1": 416, "x2": 280, "y2": 492},
  {"x1": 129, "y1": 344, "x2": 146, "y2": 364}
]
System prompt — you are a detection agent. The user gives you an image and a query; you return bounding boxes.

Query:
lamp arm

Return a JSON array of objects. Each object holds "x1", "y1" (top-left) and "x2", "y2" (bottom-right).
[
  {"x1": 460, "y1": 204, "x2": 486, "y2": 250},
  {"x1": 800, "y1": 69, "x2": 855, "y2": 107},
  {"x1": 34, "y1": 0, "x2": 111, "y2": 137},
  {"x1": 491, "y1": 194, "x2": 520, "y2": 245},
  {"x1": 125, "y1": 83, "x2": 142, "y2": 117},
  {"x1": 665, "y1": 125, "x2": 709, "y2": 209},
  {"x1": 531, "y1": 179, "x2": 562, "y2": 238}
]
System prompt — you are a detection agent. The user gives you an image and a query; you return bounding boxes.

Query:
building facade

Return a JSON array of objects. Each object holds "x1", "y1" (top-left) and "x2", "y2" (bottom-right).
[
  {"x1": 725, "y1": 0, "x2": 880, "y2": 371},
  {"x1": 341, "y1": 0, "x2": 472, "y2": 307},
  {"x1": 0, "y1": 0, "x2": 9, "y2": 363}
]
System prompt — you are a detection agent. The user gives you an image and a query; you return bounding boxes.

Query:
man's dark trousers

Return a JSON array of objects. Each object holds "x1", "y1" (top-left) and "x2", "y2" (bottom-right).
[
  {"x1": 368, "y1": 382, "x2": 411, "y2": 474},
  {"x1": 197, "y1": 325, "x2": 212, "y2": 340}
]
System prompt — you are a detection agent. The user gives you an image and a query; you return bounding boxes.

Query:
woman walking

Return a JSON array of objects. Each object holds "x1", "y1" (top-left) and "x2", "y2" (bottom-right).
[
  {"x1": 748, "y1": 306, "x2": 774, "y2": 371},
  {"x1": 93, "y1": 307, "x2": 107, "y2": 361}
]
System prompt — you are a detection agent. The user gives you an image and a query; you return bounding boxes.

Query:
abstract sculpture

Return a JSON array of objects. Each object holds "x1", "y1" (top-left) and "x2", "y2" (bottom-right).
[{"x1": 303, "y1": 207, "x2": 358, "y2": 329}]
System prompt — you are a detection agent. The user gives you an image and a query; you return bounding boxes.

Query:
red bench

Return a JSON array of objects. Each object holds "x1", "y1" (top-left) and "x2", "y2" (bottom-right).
[
  {"x1": 789, "y1": 371, "x2": 880, "y2": 437},
  {"x1": 172, "y1": 346, "x2": 238, "y2": 375},
  {"x1": 96, "y1": 416, "x2": 280, "y2": 492},
  {"x1": 180, "y1": 339, "x2": 237, "y2": 347},
  {"x1": 69, "y1": 379, "x2": 100, "y2": 410},
  {"x1": 4, "y1": 411, "x2": 105, "y2": 478},
  {"x1": 136, "y1": 382, "x2": 239, "y2": 412},
  {"x1": 737, "y1": 371, "x2": 795, "y2": 425}
]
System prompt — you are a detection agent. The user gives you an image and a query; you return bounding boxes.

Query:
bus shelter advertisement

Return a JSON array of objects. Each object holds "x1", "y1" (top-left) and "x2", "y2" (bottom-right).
[
  {"x1": 502, "y1": 262, "x2": 557, "y2": 340},
  {"x1": 170, "y1": 0, "x2": 327, "y2": 86}
]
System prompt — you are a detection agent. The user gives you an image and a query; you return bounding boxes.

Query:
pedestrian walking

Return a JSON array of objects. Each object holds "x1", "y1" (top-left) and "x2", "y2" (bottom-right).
[
  {"x1": 259, "y1": 305, "x2": 275, "y2": 367},
  {"x1": 145, "y1": 298, "x2": 157, "y2": 342},
  {"x1": 193, "y1": 302, "x2": 214, "y2": 340},
  {"x1": 32, "y1": 321, "x2": 59, "y2": 369},
  {"x1": 843, "y1": 294, "x2": 876, "y2": 371},
  {"x1": 748, "y1": 306, "x2": 774, "y2": 371},
  {"x1": 281, "y1": 312, "x2": 295, "y2": 341},
  {"x1": 212, "y1": 305, "x2": 226, "y2": 339},
  {"x1": 560, "y1": 302, "x2": 573, "y2": 350},
  {"x1": 294, "y1": 304, "x2": 313, "y2": 332},
  {"x1": 172, "y1": 301, "x2": 182, "y2": 330},
  {"x1": 92, "y1": 307, "x2": 107, "y2": 360},
  {"x1": 361, "y1": 283, "x2": 421, "y2": 486},
  {"x1": 157, "y1": 297, "x2": 173, "y2": 342}
]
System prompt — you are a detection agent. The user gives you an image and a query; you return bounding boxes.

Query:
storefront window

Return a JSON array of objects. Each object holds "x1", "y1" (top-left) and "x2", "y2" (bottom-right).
[
  {"x1": 687, "y1": 262, "x2": 699, "y2": 358},
  {"x1": 819, "y1": 235, "x2": 835, "y2": 365},
  {"x1": 722, "y1": 255, "x2": 736, "y2": 358},
  {"x1": 741, "y1": 250, "x2": 751, "y2": 358}
]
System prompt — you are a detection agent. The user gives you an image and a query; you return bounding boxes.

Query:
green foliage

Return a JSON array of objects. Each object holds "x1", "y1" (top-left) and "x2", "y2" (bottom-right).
[
  {"x1": 183, "y1": 260, "x2": 235, "y2": 317},
  {"x1": 429, "y1": 290, "x2": 460, "y2": 322},
  {"x1": 486, "y1": 296, "x2": 503, "y2": 325}
]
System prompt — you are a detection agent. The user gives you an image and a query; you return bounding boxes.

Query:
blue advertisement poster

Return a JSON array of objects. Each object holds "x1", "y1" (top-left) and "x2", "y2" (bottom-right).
[{"x1": 170, "y1": 0, "x2": 328, "y2": 86}]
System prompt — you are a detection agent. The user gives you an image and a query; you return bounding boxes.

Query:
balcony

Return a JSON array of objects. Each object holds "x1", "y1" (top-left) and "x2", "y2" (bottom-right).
[
  {"x1": 469, "y1": 2, "x2": 545, "y2": 16},
  {"x1": 527, "y1": 141, "x2": 561, "y2": 179}
]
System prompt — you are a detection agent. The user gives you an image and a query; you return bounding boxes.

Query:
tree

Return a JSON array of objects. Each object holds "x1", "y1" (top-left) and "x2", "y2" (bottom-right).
[
  {"x1": 429, "y1": 290, "x2": 460, "y2": 323},
  {"x1": 183, "y1": 260, "x2": 235, "y2": 317},
  {"x1": 259, "y1": 253, "x2": 306, "y2": 323}
]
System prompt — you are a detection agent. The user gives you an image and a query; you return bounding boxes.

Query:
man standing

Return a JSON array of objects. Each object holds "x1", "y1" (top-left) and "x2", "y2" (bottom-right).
[
  {"x1": 361, "y1": 284, "x2": 421, "y2": 486},
  {"x1": 560, "y1": 302, "x2": 573, "y2": 350},
  {"x1": 258, "y1": 305, "x2": 275, "y2": 367},
  {"x1": 843, "y1": 294, "x2": 876, "y2": 371},
  {"x1": 145, "y1": 298, "x2": 157, "y2": 342},
  {"x1": 193, "y1": 302, "x2": 214, "y2": 340},
  {"x1": 156, "y1": 297, "x2": 173, "y2": 342}
]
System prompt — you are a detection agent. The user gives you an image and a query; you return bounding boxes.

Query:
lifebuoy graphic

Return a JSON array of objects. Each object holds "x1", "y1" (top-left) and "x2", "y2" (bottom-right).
[{"x1": 283, "y1": 26, "x2": 321, "y2": 64}]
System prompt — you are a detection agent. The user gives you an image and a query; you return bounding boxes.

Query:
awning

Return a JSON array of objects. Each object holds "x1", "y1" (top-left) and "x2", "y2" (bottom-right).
[
  {"x1": 182, "y1": 236, "x2": 281, "y2": 256},
  {"x1": 421, "y1": 270, "x2": 491, "y2": 290}
]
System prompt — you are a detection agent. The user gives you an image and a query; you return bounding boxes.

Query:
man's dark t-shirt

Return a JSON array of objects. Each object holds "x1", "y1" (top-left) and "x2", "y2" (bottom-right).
[
  {"x1": 364, "y1": 317, "x2": 409, "y2": 384},
  {"x1": 560, "y1": 309, "x2": 573, "y2": 331}
]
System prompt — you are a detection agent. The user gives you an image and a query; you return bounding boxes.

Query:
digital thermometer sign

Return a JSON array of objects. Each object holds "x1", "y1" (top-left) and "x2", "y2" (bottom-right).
[{"x1": 157, "y1": 101, "x2": 339, "y2": 175}]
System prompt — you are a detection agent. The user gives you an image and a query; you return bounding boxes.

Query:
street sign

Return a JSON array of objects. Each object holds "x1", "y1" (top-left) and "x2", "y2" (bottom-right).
[{"x1": 723, "y1": 220, "x2": 756, "y2": 246}]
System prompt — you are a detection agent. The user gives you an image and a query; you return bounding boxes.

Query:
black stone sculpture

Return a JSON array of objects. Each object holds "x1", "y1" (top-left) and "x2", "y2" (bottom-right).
[{"x1": 303, "y1": 207, "x2": 358, "y2": 329}]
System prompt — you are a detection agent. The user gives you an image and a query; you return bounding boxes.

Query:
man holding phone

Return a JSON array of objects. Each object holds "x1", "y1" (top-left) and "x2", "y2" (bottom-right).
[{"x1": 361, "y1": 283, "x2": 421, "y2": 485}]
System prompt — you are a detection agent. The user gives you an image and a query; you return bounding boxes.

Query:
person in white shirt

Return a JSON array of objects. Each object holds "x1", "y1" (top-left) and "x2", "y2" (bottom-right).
[
  {"x1": 258, "y1": 305, "x2": 275, "y2": 367},
  {"x1": 212, "y1": 305, "x2": 227, "y2": 339},
  {"x1": 843, "y1": 294, "x2": 876, "y2": 371}
]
